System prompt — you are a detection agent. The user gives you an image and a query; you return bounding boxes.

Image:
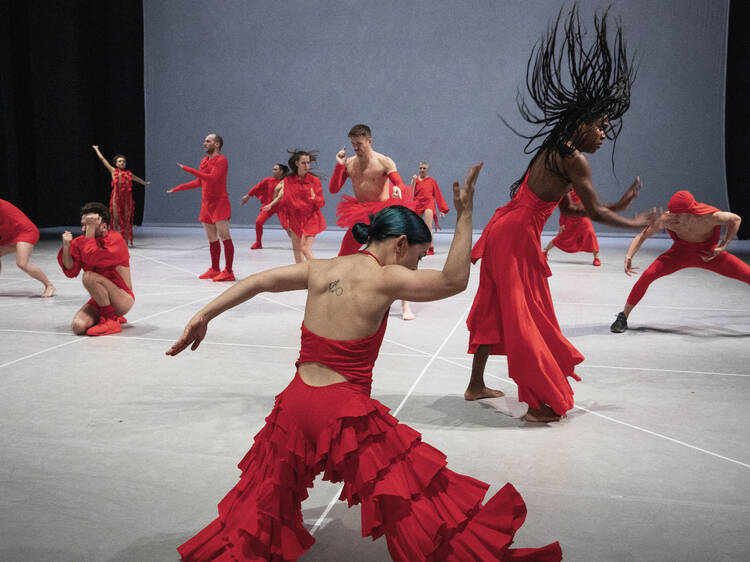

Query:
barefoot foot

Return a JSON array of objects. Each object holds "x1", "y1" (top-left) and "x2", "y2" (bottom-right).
[
  {"x1": 524, "y1": 403, "x2": 562, "y2": 422},
  {"x1": 41, "y1": 284, "x2": 56, "y2": 298},
  {"x1": 401, "y1": 301, "x2": 415, "y2": 321},
  {"x1": 464, "y1": 386, "x2": 505, "y2": 401}
]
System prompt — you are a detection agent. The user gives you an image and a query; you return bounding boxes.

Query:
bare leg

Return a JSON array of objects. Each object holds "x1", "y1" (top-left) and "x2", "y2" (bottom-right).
[
  {"x1": 301, "y1": 235, "x2": 315, "y2": 261},
  {"x1": 81, "y1": 271, "x2": 134, "y2": 313},
  {"x1": 14, "y1": 242, "x2": 55, "y2": 297},
  {"x1": 71, "y1": 302, "x2": 100, "y2": 335},
  {"x1": 423, "y1": 210, "x2": 435, "y2": 254},
  {"x1": 464, "y1": 344, "x2": 505, "y2": 400},
  {"x1": 401, "y1": 300, "x2": 415, "y2": 321},
  {"x1": 287, "y1": 230, "x2": 304, "y2": 263},
  {"x1": 543, "y1": 239, "x2": 554, "y2": 253},
  {"x1": 203, "y1": 222, "x2": 219, "y2": 243},
  {"x1": 623, "y1": 303, "x2": 634, "y2": 318}
]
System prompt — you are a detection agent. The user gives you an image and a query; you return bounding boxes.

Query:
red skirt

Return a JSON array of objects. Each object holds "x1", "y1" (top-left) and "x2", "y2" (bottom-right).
[
  {"x1": 286, "y1": 208, "x2": 326, "y2": 238},
  {"x1": 552, "y1": 215, "x2": 599, "y2": 253},
  {"x1": 177, "y1": 373, "x2": 561, "y2": 561},
  {"x1": 336, "y1": 196, "x2": 415, "y2": 228},
  {"x1": 200, "y1": 198, "x2": 232, "y2": 224}
]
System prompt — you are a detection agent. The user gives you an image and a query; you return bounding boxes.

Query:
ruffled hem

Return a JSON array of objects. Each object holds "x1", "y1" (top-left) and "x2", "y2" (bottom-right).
[
  {"x1": 336, "y1": 196, "x2": 412, "y2": 228},
  {"x1": 178, "y1": 385, "x2": 560, "y2": 561}
]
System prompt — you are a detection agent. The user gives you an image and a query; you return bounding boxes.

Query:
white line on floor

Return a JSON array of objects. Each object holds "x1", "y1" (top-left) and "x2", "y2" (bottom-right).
[
  {"x1": 0, "y1": 338, "x2": 82, "y2": 370},
  {"x1": 308, "y1": 304, "x2": 472, "y2": 536}
]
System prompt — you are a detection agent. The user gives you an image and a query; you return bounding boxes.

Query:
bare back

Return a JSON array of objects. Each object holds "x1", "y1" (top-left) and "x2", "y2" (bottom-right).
[
  {"x1": 526, "y1": 151, "x2": 575, "y2": 202},
  {"x1": 345, "y1": 151, "x2": 394, "y2": 202},
  {"x1": 663, "y1": 212, "x2": 721, "y2": 243}
]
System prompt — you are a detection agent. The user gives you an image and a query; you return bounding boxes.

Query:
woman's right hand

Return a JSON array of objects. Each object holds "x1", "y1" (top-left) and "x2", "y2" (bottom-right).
[
  {"x1": 166, "y1": 314, "x2": 208, "y2": 355},
  {"x1": 453, "y1": 162, "x2": 482, "y2": 217}
]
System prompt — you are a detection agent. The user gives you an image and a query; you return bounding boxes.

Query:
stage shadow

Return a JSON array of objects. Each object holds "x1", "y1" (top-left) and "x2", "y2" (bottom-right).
[
  {"x1": 0, "y1": 547, "x2": 81, "y2": 562},
  {"x1": 629, "y1": 325, "x2": 750, "y2": 338},
  {"x1": 107, "y1": 532, "x2": 187, "y2": 561}
]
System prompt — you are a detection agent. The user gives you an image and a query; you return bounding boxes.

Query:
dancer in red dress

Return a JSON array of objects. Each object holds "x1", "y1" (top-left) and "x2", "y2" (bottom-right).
[
  {"x1": 465, "y1": 6, "x2": 657, "y2": 422},
  {"x1": 277, "y1": 150, "x2": 326, "y2": 263},
  {"x1": 610, "y1": 190, "x2": 747, "y2": 332},
  {"x1": 329, "y1": 124, "x2": 409, "y2": 256},
  {"x1": 92, "y1": 145, "x2": 149, "y2": 247},
  {"x1": 168, "y1": 134, "x2": 235, "y2": 282},
  {"x1": 167, "y1": 164, "x2": 561, "y2": 561},
  {"x1": 543, "y1": 180, "x2": 640, "y2": 266},
  {"x1": 240, "y1": 163, "x2": 289, "y2": 249},
  {"x1": 58, "y1": 202, "x2": 134, "y2": 336},
  {"x1": 412, "y1": 160, "x2": 450, "y2": 255},
  {"x1": 0, "y1": 199, "x2": 55, "y2": 297}
]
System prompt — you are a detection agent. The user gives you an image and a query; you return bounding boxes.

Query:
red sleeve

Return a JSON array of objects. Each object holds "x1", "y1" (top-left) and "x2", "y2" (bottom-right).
[
  {"x1": 387, "y1": 171, "x2": 406, "y2": 189},
  {"x1": 432, "y1": 179, "x2": 450, "y2": 214},
  {"x1": 312, "y1": 177, "x2": 325, "y2": 209},
  {"x1": 57, "y1": 241, "x2": 82, "y2": 278},
  {"x1": 170, "y1": 178, "x2": 201, "y2": 192},
  {"x1": 329, "y1": 163, "x2": 348, "y2": 194},
  {"x1": 247, "y1": 179, "x2": 266, "y2": 198},
  {"x1": 78, "y1": 233, "x2": 129, "y2": 269},
  {"x1": 183, "y1": 156, "x2": 228, "y2": 182}
]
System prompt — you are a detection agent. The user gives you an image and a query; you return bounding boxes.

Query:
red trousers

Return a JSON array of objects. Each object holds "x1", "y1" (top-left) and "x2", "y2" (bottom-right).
[
  {"x1": 254, "y1": 207, "x2": 275, "y2": 243},
  {"x1": 627, "y1": 245, "x2": 750, "y2": 306}
]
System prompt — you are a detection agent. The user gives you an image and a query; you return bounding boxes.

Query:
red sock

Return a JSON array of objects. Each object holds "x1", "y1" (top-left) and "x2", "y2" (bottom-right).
[
  {"x1": 222, "y1": 238, "x2": 234, "y2": 272},
  {"x1": 100, "y1": 305, "x2": 115, "y2": 320},
  {"x1": 209, "y1": 240, "x2": 221, "y2": 270},
  {"x1": 255, "y1": 223, "x2": 263, "y2": 245}
]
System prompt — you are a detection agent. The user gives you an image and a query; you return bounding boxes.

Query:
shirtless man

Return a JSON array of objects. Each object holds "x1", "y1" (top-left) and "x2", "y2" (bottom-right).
[
  {"x1": 329, "y1": 124, "x2": 408, "y2": 256},
  {"x1": 58, "y1": 202, "x2": 134, "y2": 336},
  {"x1": 611, "y1": 190, "x2": 747, "y2": 332},
  {"x1": 168, "y1": 133, "x2": 235, "y2": 282},
  {"x1": 0, "y1": 199, "x2": 55, "y2": 297}
]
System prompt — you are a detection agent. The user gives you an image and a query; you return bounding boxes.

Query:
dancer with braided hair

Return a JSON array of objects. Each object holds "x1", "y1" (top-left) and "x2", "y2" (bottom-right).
[
  {"x1": 465, "y1": 5, "x2": 657, "y2": 421},
  {"x1": 92, "y1": 146, "x2": 149, "y2": 247}
]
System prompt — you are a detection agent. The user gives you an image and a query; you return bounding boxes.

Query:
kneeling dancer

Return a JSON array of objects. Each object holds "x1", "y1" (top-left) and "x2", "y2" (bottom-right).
[
  {"x1": 611, "y1": 190, "x2": 747, "y2": 332},
  {"x1": 167, "y1": 164, "x2": 561, "y2": 561},
  {"x1": 58, "y1": 202, "x2": 134, "y2": 336}
]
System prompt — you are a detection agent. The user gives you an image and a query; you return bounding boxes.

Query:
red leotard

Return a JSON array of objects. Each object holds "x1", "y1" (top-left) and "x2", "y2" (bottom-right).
[
  {"x1": 280, "y1": 174, "x2": 326, "y2": 238},
  {"x1": 0, "y1": 199, "x2": 40, "y2": 246},
  {"x1": 552, "y1": 190, "x2": 599, "y2": 253},
  {"x1": 109, "y1": 169, "x2": 134, "y2": 244},
  {"x1": 468, "y1": 174, "x2": 583, "y2": 416},
  {"x1": 171, "y1": 155, "x2": 231, "y2": 224},
  {"x1": 57, "y1": 231, "x2": 134, "y2": 300},
  {"x1": 414, "y1": 177, "x2": 450, "y2": 230},
  {"x1": 177, "y1": 311, "x2": 561, "y2": 562}
]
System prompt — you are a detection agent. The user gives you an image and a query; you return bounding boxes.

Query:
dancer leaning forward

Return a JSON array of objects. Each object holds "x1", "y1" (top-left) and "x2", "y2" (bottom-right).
[{"x1": 167, "y1": 164, "x2": 561, "y2": 561}]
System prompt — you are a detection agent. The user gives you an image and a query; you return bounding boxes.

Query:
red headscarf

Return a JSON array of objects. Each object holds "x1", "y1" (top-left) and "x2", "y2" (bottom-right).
[{"x1": 667, "y1": 191, "x2": 719, "y2": 215}]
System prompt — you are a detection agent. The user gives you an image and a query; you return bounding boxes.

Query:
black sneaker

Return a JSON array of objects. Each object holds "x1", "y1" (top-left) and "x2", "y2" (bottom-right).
[{"x1": 610, "y1": 312, "x2": 628, "y2": 333}]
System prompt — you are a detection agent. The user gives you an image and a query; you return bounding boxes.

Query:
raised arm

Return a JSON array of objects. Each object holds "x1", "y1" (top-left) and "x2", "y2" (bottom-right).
[
  {"x1": 166, "y1": 261, "x2": 309, "y2": 355},
  {"x1": 381, "y1": 163, "x2": 482, "y2": 302},
  {"x1": 92, "y1": 145, "x2": 115, "y2": 174},
  {"x1": 563, "y1": 155, "x2": 655, "y2": 228},
  {"x1": 702, "y1": 211, "x2": 742, "y2": 262},
  {"x1": 329, "y1": 148, "x2": 349, "y2": 194}
]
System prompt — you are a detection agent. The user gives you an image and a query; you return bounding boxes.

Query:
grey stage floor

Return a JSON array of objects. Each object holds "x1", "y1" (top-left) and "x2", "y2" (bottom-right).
[{"x1": 1, "y1": 225, "x2": 749, "y2": 562}]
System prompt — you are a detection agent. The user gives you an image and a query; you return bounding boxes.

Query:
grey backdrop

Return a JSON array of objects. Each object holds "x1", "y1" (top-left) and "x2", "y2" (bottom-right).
[{"x1": 143, "y1": 0, "x2": 730, "y2": 234}]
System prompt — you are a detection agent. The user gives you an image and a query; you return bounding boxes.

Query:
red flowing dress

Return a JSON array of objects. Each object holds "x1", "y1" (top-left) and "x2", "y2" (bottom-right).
[
  {"x1": 177, "y1": 310, "x2": 562, "y2": 561},
  {"x1": 0, "y1": 199, "x2": 40, "y2": 246},
  {"x1": 467, "y1": 175, "x2": 583, "y2": 416},
  {"x1": 551, "y1": 190, "x2": 599, "y2": 253},
  {"x1": 280, "y1": 174, "x2": 326, "y2": 238},
  {"x1": 414, "y1": 177, "x2": 450, "y2": 230},
  {"x1": 109, "y1": 169, "x2": 134, "y2": 244}
]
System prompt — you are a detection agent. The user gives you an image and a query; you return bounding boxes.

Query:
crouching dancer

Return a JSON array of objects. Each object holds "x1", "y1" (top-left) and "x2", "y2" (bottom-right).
[
  {"x1": 58, "y1": 202, "x2": 134, "y2": 336},
  {"x1": 167, "y1": 164, "x2": 561, "y2": 561}
]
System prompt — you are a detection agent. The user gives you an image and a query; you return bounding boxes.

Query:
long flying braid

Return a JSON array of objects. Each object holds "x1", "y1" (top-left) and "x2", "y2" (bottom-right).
[{"x1": 506, "y1": 4, "x2": 635, "y2": 197}]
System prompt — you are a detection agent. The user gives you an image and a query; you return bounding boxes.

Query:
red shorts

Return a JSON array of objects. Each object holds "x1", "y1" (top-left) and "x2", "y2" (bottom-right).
[
  {"x1": 0, "y1": 223, "x2": 39, "y2": 246},
  {"x1": 199, "y1": 198, "x2": 231, "y2": 223}
]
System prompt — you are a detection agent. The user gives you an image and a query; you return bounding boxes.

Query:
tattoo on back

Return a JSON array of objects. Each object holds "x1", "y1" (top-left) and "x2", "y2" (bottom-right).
[{"x1": 328, "y1": 279, "x2": 343, "y2": 296}]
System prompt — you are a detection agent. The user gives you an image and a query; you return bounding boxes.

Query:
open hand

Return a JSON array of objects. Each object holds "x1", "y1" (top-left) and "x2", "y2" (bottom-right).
[
  {"x1": 453, "y1": 162, "x2": 482, "y2": 216},
  {"x1": 623, "y1": 176, "x2": 642, "y2": 204},
  {"x1": 701, "y1": 247, "x2": 723, "y2": 262},
  {"x1": 166, "y1": 315, "x2": 208, "y2": 355},
  {"x1": 240, "y1": 195, "x2": 249, "y2": 205},
  {"x1": 624, "y1": 256, "x2": 639, "y2": 276},
  {"x1": 633, "y1": 207, "x2": 660, "y2": 228}
]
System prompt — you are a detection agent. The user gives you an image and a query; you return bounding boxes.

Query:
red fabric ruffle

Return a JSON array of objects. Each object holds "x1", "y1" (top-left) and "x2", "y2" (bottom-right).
[{"x1": 552, "y1": 215, "x2": 599, "y2": 253}]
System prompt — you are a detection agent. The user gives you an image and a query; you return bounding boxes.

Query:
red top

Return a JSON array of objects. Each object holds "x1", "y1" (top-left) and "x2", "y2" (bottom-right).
[
  {"x1": 0, "y1": 199, "x2": 35, "y2": 243},
  {"x1": 281, "y1": 173, "x2": 326, "y2": 237},
  {"x1": 414, "y1": 177, "x2": 450, "y2": 214},
  {"x1": 172, "y1": 154, "x2": 229, "y2": 200},
  {"x1": 247, "y1": 176, "x2": 281, "y2": 205},
  {"x1": 296, "y1": 312, "x2": 389, "y2": 396},
  {"x1": 57, "y1": 231, "x2": 132, "y2": 294}
]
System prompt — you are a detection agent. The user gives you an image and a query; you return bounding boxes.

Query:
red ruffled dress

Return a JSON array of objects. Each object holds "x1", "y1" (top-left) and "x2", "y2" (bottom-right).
[
  {"x1": 467, "y1": 175, "x2": 583, "y2": 416},
  {"x1": 551, "y1": 190, "x2": 599, "y2": 253},
  {"x1": 177, "y1": 311, "x2": 562, "y2": 561},
  {"x1": 280, "y1": 174, "x2": 327, "y2": 238},
  {"x1": 110, "y1": 169, "x2": 134, "y2": 244}
]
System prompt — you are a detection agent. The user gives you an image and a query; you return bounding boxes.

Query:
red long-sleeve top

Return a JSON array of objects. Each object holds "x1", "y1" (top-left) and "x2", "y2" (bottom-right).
[
  {"x1": 57, "y1": 231, "x2": 132, "y2": 294},
  {"x1": 415, "y1": 177, "x2": 450, "y2": 215},
  {"x1": 172, "y1": 154, "x2": 229, "y2": 200},
  {"x1": 247, "y1": 176, "x2": 281, "y2": 206}
]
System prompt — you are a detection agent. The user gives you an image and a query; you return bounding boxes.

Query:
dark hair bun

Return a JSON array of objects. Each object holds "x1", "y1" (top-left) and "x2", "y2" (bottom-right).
[{"x1": 352, "y1": 222, "x2": 370, "y2": 244}]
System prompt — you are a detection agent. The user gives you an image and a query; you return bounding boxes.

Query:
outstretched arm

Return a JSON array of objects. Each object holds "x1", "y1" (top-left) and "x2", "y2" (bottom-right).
[
  {"x1": 179, "y1": 156, "x2": 227, "y2": 181},
  {"x1": 381, "y1": 163, "x2": 482, "y2": 302},
  {"x1": 166, "y1": 262, "x2": 309, "y2": 355},
  {"x1": 263, "y1": 182, "x2": 284, "y2": 211},
  {"x1": 92, "y1": 145, "x2": 115, "y2": 174},
  {"x1": 702, "y1": 211, "x2": 742, "y2": 262},
  {"x1": 564, "y1": 155, "x2": 656, "y2": 228},
  {"x1": 131, "y1": 174, "x2": 150, "y2": 186},
  {"x1": 624, "y1": 214, "x2": 664, "y2": 275}
]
